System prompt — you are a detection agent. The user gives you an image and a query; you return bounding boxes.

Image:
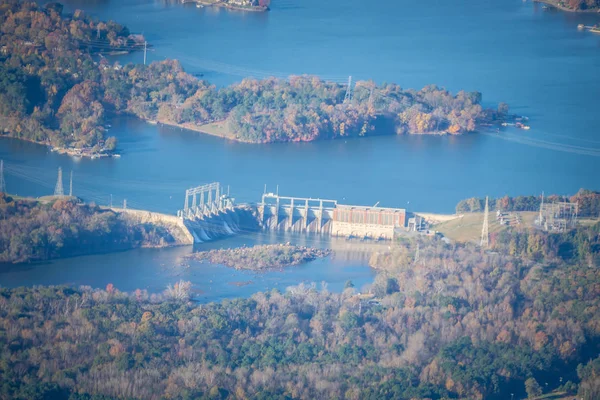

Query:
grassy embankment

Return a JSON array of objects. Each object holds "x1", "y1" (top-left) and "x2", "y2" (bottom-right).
[{"x1": 429, "y1": 211, "x2": 598, "y2": 243}]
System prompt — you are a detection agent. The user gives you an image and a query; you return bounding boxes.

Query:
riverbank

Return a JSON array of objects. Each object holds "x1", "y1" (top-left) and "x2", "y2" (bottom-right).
[
  {"x1": 151, "y1": 115, "x2": 515, "y2": 145},
  {"x1": 0, "y1": 135, "x2": 119, "y2": 159},
  {"x1": 533, "y1": 0, "x2": 600, "y2": 13},
  {"x1": 0, "y1": 194, "x2": 187, "y2": 263},
  {"x1": 51, "y1": 146, "x2": 120, "y2": 159},
  {"x1": 185, "y1": 244, "x2": 332, "y2": 270},
  {"x1": 195, "y1": 0, "x2": 268, "y2": 12}
]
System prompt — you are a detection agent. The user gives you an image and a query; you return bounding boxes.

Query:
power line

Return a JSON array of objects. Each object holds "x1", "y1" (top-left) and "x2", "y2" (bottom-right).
[
  {"x1": 480, "y1": 196, "x2": 489, "y2": 248},
  {"x1": 54, "y1": 167, "x2": 64, "y2": 196},
  {"x1": 0, "y1": 160, "x2": 6, "y2": 194}
]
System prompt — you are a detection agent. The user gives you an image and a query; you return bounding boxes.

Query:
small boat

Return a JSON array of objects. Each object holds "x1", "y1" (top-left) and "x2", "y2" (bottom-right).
[
  {"x1": 578, "y1": 24, "x2": 585, "y2": 30},
  {"x1": 196, "y1": 3, "x2": 203, "y2": 7}
]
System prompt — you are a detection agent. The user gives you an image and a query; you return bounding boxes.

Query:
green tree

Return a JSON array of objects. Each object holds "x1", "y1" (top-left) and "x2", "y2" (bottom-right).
[{"x1": 525, "y1": 377, "x2": 542, "y2": 399}]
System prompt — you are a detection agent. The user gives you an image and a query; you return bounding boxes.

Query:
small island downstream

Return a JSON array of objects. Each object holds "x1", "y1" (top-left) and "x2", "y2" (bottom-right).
[{"x1": 185, "y1": 244, "x2": 332, "y2": 270}]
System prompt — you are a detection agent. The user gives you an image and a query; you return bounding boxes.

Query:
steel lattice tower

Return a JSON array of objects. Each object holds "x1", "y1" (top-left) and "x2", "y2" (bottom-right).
[
  {"x1": 54, "y1": 167, "x2": 64, "y2": 196},
  {"x1": 343, "y1": 76, "x2": 353, "y2": 103},
  {"x1": 480, "y1": 196, "x2": 489, "y2": 248},
  {"x1": 0, "y1": 160, "x2": 6, "y2": 194}
]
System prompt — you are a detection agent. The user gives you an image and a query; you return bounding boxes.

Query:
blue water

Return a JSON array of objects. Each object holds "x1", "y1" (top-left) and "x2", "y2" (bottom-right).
[
  {"x1": 0, "y1": 232, "x2": 379, "y2": 301},
  {"x1": 1, "y1": 0, "x2": 599, "y2": 293}
]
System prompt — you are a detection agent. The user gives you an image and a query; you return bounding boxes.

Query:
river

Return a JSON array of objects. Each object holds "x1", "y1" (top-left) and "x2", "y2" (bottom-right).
[{"x1": 1, "y1": 0, "x2": 599, "y2": 294}]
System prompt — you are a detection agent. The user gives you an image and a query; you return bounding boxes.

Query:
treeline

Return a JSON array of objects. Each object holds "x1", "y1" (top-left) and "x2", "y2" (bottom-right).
[
  {"x1": 1, "y1": 224, "x2": 599, "y2": 399},
  {"x1": 491, "y1": 220, "x2": 600, "y2": 263},
  {"x1": 0, "y1": 0, "x2": 512, "y2": 151},
  {"x1": 456, "y1": 188, "x2": 600, "y2": 217},
  {"x1": 0, "y1": 194, "x2": 174, "y2": 263},
  {"x1": 109, "y1": 63, "x2": 509, "y2": 142},
  {"x1": 0, "y1": 0, "x2": 140, "y2": 150},
  {"x1": 560, "y1": 0, "x2": 600, "y2": 10}
]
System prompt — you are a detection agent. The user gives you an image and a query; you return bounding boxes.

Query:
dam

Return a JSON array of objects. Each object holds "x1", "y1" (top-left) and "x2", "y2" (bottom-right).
[
  {"x1": 174, "y1": 183, "x2": 411, "y2": 243},
  {"x1": 257, "y1": 192, "x2": 407, "y2": 240}
]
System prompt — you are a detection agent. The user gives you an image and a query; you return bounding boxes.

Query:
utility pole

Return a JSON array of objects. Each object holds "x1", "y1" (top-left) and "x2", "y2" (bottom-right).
[
  {"x1": 69, "y1": 170, "x2": 73, "y2": 197},
  {"x1": 480, "y1": 196, "x2": 489, "y2": 248},
  {"x1": 0, "y1": 160, "x2": 6, "y2": 194},
  {"x1": 539, "y1": 191, "x2": 544, "y2": 226},
  {"x1": 54, "y1": 167, "x2": 64, "y2": 196},
  {"x1": 143, "y1": 41, "x2": 147, "y2": 65},
  {"x1": 343, "y1": 75, "x2": 353, "y2": 104}
]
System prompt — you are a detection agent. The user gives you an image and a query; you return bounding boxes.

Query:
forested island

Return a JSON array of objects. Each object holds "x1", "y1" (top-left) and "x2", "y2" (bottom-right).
[
  {"x1": 1, "y1": 222, "x2": 599, "y2": 399},
  {"x1": 535, "y1": 0, "x2": 600, "y2": 12},
  {"x1": 0, "y1": 194, "x2": 179, "y2": 263},
  {"x1": 185, "y1": 244, "x2": 331, "y2": 270},
  {"x1": 0, "y1": 0, "x2": 513, "y2": 155}
]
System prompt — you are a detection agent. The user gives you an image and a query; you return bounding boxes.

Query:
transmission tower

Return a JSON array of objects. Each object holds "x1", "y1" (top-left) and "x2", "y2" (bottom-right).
[
  {"x1": 0, "y1": 160, "x2": 6, "y2": 194},
  {"x1": 538, "y1": 191, "x2": 544, "y2": 226},
  {"x1": 414, "y1": 243, "x2": 420, "y2": 263},
  {"x1": 343, "y1": 75, "x2": 353, "y2": 104},
  {"x1": 54, "y1": 167, "x2": 64, "y2": 196},
  {"x1": 123, "y1": 199, "x2": 127, "y2": 209},
  {"x1": 480, "y1": 196, "x2": 489, "y2": 248},
  {"x1": 69, "y1": 170, "x2": 73, "y2": 197}
]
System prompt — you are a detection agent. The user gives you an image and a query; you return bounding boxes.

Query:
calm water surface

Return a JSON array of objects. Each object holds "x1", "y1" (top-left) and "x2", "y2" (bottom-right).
[
  {"x1": 1, "y1": 0, "x2": 599, "y2": 293},
  {"x1": 0, "y1": 233, "x2": 379, "y2": 301}
]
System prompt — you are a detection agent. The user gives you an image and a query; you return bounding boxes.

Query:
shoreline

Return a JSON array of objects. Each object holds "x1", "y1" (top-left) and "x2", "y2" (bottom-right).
[
  {"x1": 532, "y1": 0, "x2": 600, "y2": 13},
  {"x1": 194, "y1": 0, "x2": 268, "y2": 12},
  {"x1": 0, "y1": 134, "x2": 119, "y2": 159},
  {"x1": 149, "y1": 117, "x2": 505, "y2": 145}
]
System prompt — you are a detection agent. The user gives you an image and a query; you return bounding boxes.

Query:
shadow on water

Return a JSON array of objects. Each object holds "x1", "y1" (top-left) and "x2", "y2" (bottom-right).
[{"x1": 0, "y1": 232, "x2": 384, "y2": 302}]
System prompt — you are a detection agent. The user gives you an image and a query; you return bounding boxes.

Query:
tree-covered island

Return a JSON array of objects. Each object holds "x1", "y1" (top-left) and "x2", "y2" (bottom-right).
[
  {"x1": 185, "y1": 244, "x2": 331, "y2": 270},
  {"x1": 0, "y1": 0, "x2": 514, "y2": 156},
  {"x1": 534, "y1": 0, "x2": 600, "y2": 12}
]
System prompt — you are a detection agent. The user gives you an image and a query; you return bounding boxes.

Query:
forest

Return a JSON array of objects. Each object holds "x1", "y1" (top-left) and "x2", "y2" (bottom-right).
[
  {"x1": 0, "y1": 0, "x2": 142, "y2": 151},
  {"x1": 455, "y1": 188, "x2": 600, "y2": 217},
  {"x1": 556, "y1": 0, "x2": 600, "y2": 10},
  {"x1": 0, "y1": 194, "x2": 175, "y2": 263},
  {"x1": 0, "y1": 220, "x2": 599, "y2": 399},
  {"x1": 0, "y1": 0, "x2": 512, "y2": 151}
]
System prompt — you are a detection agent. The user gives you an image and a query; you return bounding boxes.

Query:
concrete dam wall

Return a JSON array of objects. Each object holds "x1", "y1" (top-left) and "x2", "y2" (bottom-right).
[
  {"x1": 183, "y1": 206, "x2": 259, "y2": 243},
  {"x1": 112, "y1": 208, "x2": 194, "y2": 245}
]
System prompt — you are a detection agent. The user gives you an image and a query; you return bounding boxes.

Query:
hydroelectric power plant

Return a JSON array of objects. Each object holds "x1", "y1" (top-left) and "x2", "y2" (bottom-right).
[{"x1": 177, "y1": 182, "x2": 416, "y2": 243}]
